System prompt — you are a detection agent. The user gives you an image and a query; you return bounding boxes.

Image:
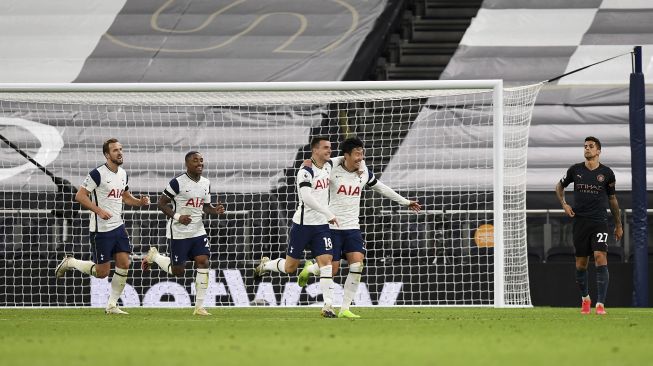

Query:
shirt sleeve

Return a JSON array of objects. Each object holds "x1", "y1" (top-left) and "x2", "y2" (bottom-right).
[
  {"x1": 163, "y1": 178, "x2": 180, "y2": 199},
  {"x1": 330, "y1": 156, "x2": 344, "y2": 166},
  {"x1": 296, "y1": 166, "x2": 313, "y2": 190},
  {"x1": 81, "y1": 169, "x2": 100, "y2": 192},
  {"x1": 606, "y1": 169, "x2": 616, "y2": 196},
  {"x1": 299, "y1": 186, "x2": 335, "y2": 220},
  {"x1": 370, "y1": 180, "x2": 411, "y2": 206},
  {"x1": 365, "y1": 168, "x2": 377, "y2": 187},
  {"x1": 559, "y1": 166, "x2": 574, "y2": 188}
]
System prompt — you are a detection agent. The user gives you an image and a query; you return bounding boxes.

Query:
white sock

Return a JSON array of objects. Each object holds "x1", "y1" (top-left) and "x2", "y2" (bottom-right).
[
  {"x1": 107, "y1": 267, "x2": 128, "y2": 308},
  {"x1": 582, "y1": 295, "x2": 591, "y2": 301},
  {"x1": 263, "y1": 258, "x2": 287, "y2": 273},
  {"x1": 341, "y1": 262, "x2": 363, "y2": 312},
  {"x1": 307, "y1": 262, "x2": 320, "y2": 276},
  {"x1": 319, "y1": 265, "x2": 334, "y2": 308},
  {"x1": 69, "y1": 257, "x2": 97, "y2": 277},
  {"x1": 195, "y1": 268, "x2": 209, "y2": 309},
  {"x1": 154, "y1": 253, "x2": 173, "y2": 275}
]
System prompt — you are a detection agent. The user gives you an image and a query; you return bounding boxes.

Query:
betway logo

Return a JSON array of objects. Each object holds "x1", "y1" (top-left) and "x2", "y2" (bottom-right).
[{"x1": 90, "y1": 269, "x2": 403, "y2": 307}]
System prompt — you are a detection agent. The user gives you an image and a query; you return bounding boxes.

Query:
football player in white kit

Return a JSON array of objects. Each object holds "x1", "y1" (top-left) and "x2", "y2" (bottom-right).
[
  {"x1": 55, "y1": 138, "x2": 150, "y2": 314},
  {"x1": 254, "y1": 137, "x2": 340, "y2": 318},
  {"x1": 142, "y1": 151, "x2": 225, "y2": 316},
  {"x1": 298, "y1": 137, "x2": 421, "y2": 318}
]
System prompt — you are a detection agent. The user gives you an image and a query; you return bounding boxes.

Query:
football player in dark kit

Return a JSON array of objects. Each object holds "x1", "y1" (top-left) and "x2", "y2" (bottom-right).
[{"x1": 555, "y1": 136, "x2": 623, "y2": 315}]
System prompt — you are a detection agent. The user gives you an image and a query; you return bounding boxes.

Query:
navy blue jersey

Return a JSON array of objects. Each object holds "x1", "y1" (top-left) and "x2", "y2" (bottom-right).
[{"x1": 560, "y1": 162, "x2": 616, "y2": 222}]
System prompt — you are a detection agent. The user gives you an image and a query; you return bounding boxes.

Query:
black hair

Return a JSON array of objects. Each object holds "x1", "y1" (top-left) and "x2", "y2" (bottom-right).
[
  {"x1": 585, "y1": 136, "x2": 601, "y2": 150},
  {"x1": 310, "y1": 136, "x2": 330, "y2": 149},
  {"x1": 341, "y1": 137, "x2": 364, "y2": 155},
  {"x1": 185, "y1": 151, "x2": 201, "y2": 161}
]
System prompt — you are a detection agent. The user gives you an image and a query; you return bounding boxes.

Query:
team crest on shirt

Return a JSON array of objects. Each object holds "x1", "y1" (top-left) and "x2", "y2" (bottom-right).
[{"x1": 597, "y1": 174, "x2": 605, "y2": 182}]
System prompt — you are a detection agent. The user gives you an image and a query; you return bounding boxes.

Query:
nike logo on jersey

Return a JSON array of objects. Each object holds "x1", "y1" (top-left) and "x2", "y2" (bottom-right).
[{"x1": 106, "y1": 180, "x2": 112, "y2": 183}]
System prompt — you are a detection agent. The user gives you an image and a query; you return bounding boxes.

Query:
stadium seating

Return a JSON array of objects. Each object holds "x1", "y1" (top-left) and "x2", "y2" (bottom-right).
[{"x1": 376, "y1": 0, "x2": 482, "y2": 80}]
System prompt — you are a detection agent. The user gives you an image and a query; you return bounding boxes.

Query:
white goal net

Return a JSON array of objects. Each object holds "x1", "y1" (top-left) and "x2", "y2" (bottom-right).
[{"x1": 0, "y1": 81, "x2": 542, "y2": 308}]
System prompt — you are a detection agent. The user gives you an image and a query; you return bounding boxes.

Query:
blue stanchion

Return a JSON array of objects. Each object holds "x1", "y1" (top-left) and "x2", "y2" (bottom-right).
[{"x1": 629, "y1": 46, "x2": 648, "y2": 307}]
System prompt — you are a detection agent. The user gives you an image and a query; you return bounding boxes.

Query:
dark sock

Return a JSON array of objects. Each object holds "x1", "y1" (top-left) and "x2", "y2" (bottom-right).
[
  {"x1": 575, "y1": 269, "x2": 589, "y2": 298},
  {"x1": 596, "y1": 265, "x2": 609, "y2": 304}
]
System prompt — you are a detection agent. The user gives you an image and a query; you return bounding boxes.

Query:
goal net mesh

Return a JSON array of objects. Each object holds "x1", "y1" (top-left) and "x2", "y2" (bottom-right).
[{"x1": 0, "y1": 83, "x2": 542, "y2": 307}]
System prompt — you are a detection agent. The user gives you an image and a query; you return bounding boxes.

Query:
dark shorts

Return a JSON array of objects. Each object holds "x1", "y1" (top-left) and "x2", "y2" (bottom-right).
[
  {"x1": 331, "y1": 229, "x2": 366, "y2": 261},
  {"x1": 287, "y1": 223, "x2": 332, "y2": 259},
  {"x1": 169, "y1": 235, "x2": 210, "y2": 266},
  {"x1": 90, "y1": 224, "x2": 131, "y2": 264},
  {"x1": 573, "y1": 217, "x2": 609, "y2": 257}
]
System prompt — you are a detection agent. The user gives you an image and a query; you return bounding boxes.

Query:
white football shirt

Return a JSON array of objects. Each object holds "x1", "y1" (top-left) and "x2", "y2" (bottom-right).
[
  {"x1": 329, "y1": 163, "x2": 410, "y2": 230},
  {"x1": 80, "y1": 164, "x2": 128, "y2": 233},
  {"x1": 163, "y1": 173, "x2": 212, "y2": 239},
  {"x1": 292, "y1": 162, "x2": 332, "y2": 225}
]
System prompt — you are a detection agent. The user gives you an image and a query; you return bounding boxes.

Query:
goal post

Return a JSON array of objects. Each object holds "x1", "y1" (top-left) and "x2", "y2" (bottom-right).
[{"x1": 0, "y1": 80, "x2": 542, "y2": 308}]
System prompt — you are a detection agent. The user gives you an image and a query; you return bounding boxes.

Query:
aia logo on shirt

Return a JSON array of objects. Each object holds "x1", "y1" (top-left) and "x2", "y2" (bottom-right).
[
  {"x1": 185, "y1": 198, "x2": 205, "y2": 207},
  {"x1": 314, "y1": 178, "x2": 329, "y2": 190},
  {"x1": 597, "y1": 174, "x2": 605, "y2": 183},
  {"x1": 337, "y1": 185, "x2": 361, "y2": 196},
  {"x1": 107, "y1": 189, "x2": 124, "y2": 198}
]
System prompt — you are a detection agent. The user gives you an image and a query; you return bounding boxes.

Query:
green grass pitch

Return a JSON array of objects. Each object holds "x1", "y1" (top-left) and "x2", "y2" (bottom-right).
[{"x1": 1, "y1": 307, "x2": 651, "y2": 366}]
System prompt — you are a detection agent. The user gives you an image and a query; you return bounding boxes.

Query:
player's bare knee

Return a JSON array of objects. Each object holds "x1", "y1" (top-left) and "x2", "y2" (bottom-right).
[
  {"x1": 594, "y1": 252, "x2": 608, "y2": 266},
  {"x1": 331, "y1": 263, "x2": 340, "y2": 276},
  {"x1": 95, "y1": 268, "x2": 110, "y2": 278},
  {"x1": 115, "y1": 262, "x2": 130, "y2": 270},
  {"x1": 575, "y1": 263, "x2": 589, "y2": 271},
  {"x1": 172, "y1": 266, "x2": 185, "y2": 276},
  {"x1": 575, "y1": 257, "x2": 589, "y2": 270},
  {"x1": 316, "y1": 255, "x2": 332, "y2": 267},
  {"x1": 195, "y1": 257, "x2": 210, "y2": 269}
]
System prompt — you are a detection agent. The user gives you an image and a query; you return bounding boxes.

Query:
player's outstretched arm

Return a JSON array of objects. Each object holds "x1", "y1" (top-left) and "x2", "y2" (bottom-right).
[
  {"x1": 75, "y1": 186, "x2": 111, "y2": 219},
  {"x1": 122, "y1": 190, "x2": 150, "y2": 207},
  {"x1": 406, "y1": 200, "x2": 422, "y2": 212},
  {"x1": 370, "y1": 180, "x2": 421, "y2": 212},
  {"x1": 608, "y1": 194, "x2": 623, "y2": 241}
]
